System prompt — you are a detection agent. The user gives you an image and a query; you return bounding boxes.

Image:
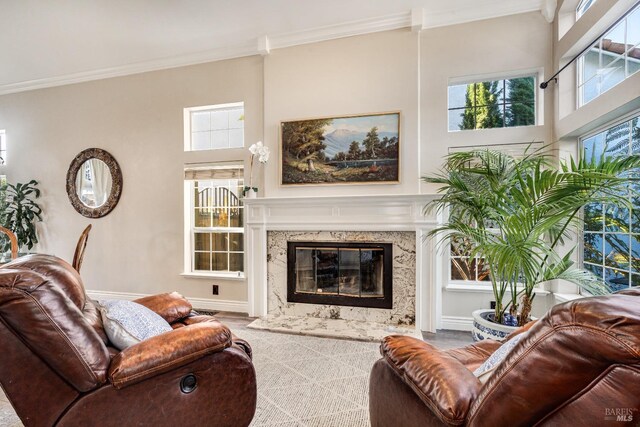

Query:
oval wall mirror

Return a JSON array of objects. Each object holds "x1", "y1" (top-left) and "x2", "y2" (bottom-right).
[{"x1": 66, "y1": 148, "x2": 123, "y2": 218}]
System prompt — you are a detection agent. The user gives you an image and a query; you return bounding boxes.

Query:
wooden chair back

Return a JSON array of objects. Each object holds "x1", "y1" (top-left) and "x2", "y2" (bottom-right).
[
  {"x1": 0, "y1": 226, "x2": 18, "y2": 261},
  {"x1": 72, "y1": 225, "x2": 92, "y2": 273}
]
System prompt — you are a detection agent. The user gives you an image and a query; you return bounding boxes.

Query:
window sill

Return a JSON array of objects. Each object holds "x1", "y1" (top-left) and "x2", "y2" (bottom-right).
[
  {"x1": 445, "y1": 283, "x2": 550, "y2": 295},
  {"x1": 554, "y1": 293, "x2": 583, "y2": 303},
  {"x1": 181, "y1": 272, "x2": 245, "y2": 281}
]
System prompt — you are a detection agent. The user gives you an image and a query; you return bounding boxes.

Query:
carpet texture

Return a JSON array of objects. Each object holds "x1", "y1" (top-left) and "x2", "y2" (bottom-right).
[{"x1": 0, "y1": 326, "x2": 381, "y2": 427}]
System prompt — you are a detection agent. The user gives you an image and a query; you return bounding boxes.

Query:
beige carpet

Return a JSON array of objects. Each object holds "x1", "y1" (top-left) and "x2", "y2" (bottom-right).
[{"x1": 243, "y1": 327, "x2": 379, "y2": 427}]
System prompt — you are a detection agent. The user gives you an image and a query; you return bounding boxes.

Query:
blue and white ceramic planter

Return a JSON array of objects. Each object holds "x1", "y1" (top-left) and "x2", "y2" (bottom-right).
[{"x1": 471, "y1": 309, "x2": 518, "y2": 341}]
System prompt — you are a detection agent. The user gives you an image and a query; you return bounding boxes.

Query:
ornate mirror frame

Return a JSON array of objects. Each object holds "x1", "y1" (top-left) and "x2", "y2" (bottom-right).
[{"x1": 66, "y1": 148, "x2": 123, "y2": 218}]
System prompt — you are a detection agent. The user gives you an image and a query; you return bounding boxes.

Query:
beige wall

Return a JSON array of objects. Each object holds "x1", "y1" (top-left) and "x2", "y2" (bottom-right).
[
  {"x1": 263, "y1": 29, "x2": 420, "y2": 197},
  {"x1": 0, "y1": 13, "x2": 557, "y2": 324},
  {"x1": 0, "y1": 56, "x2": 263, "y2": 304}
]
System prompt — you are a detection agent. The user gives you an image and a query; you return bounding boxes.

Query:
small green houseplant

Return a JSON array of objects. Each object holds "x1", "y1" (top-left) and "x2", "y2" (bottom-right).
[
  {"x1": 424, "y1": 146, "x2": 640, "y2": 329},
  {"x1": 1, "y1": 180, "x2": 43, "y2": 252}
]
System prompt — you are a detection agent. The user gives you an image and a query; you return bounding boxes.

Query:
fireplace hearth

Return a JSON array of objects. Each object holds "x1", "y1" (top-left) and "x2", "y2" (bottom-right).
[{"x1": 287, "y1": 241, "x2": 393, "y2": 309}]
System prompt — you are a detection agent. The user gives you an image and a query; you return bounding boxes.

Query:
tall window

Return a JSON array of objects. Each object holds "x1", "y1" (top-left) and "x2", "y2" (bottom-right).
[
  {"x1": 448, "y1": 76, "x2": 536, "y2": 132},
  {"x1": 582, "y1": 113, "x2": 640, "y2": 291},
  {"x1": 185, "y1": 165, "x2": 244, "y2": 277},
  {"x1": 576, "y1": 0, "x2": 597, "y2": 19},
  {"x1": 185, "y1": 103, "x2": 244, "y2": 151},
  {"x1": 0, "y1": 130, "x2": 6, "y2": 165},
  {"x1": 578, "y1": 4, "x2": 640, "y2": 106}
]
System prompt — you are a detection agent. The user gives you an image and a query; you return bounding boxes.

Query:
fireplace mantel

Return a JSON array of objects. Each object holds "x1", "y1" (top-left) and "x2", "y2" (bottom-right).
[{"x1": 244, "y1": 193, "x2": 442, "y2": 332}]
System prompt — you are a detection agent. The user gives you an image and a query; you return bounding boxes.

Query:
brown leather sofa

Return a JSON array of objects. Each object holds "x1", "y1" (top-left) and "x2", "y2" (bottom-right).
[
  {"x1": 0, "y1": 255, "x2": 256, "y2": 427},
  {"x1": 370, "y1": 289, "x2": 640, "y2": 426}
]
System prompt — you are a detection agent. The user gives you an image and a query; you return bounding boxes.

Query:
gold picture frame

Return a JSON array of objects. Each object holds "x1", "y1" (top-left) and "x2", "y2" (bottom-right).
[{"x1": 280, "y1": 111, "x2": 401, "y2": 186}]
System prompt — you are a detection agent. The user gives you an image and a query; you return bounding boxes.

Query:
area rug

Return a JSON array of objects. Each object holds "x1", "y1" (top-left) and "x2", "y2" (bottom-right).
[{"x1": 0, "y1": 327, "x2": 383, "y2": 427}]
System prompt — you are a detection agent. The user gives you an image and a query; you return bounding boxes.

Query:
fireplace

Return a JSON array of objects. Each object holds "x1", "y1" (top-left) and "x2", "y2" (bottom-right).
[{"x1": 287, "y1": 241, "x2": 393, "y2": 309}]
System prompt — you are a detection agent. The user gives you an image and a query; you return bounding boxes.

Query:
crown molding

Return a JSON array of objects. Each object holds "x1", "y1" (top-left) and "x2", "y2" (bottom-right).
[
  {"x1": 0, "y1": 41, "x2": 257, "y2": 96},
  {"x1": 268, "y1": 11, "x2": 411, "y2": 50},
  {"x1": 0, "y1": 1, "x2": 546, "y2": 96},
  {"x1": 422, "y1": 0, "x2": 542, "y2": 29}
]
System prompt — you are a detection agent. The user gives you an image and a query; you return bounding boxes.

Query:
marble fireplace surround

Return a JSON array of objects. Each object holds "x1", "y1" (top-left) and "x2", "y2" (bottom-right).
[
  {"x1": 268, "y1": 230, "x2": 415, "y2": 324},
  {"x1": 244, "y1": 194, "x2": 441, "y2": 333}
]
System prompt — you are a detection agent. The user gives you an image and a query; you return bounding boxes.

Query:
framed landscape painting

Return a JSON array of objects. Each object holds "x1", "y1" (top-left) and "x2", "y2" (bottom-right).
[{"x1": 280, "y1": 112, "x2": 400, "y2": 185}]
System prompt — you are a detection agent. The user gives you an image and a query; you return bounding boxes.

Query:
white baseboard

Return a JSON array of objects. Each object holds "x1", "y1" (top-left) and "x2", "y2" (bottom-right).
[
  {"x1": 86, "y1": 290, "x2": 248, "y2": 314},
  {"x1": 86, "y1": 290, "x2": 146, "y2": 301},
  {"x1": 187, "y1": 297, "x2": 248, "y2": 313},
  {"x1": 441, "y1": 315, "x2": 473, "y2": 331}
]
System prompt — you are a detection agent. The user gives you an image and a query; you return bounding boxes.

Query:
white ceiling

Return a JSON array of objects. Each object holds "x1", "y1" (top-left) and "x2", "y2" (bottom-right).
[{"x1": 0, "y1": 0, "x2": 546, "y2": 94}]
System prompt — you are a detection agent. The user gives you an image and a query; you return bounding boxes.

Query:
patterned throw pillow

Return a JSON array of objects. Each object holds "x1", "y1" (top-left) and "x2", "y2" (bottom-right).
[
  {"x1": 473, "y1": 332, "x2": 528, "y2": 383},
  {"x1": 99, "y1": 300, "x2": 172, "y2": 350}
]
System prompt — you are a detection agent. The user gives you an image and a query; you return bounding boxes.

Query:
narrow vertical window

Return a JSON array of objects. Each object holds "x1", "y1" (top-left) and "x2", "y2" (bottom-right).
[
  {"x1": 0, "y1": 130, "x2": 6, "y2": 165},
  {"x1": 184, "y1": 165, "x2": 245, "y2": 277}
]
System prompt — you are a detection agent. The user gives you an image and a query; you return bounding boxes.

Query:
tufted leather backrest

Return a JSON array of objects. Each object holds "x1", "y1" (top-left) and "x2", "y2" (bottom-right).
[
  {"x1": 0, "y1": 255, "x2": 110, "y2": 392},
  {"x1": 467, "y1": 293, "x2": 640, "y2": 426},
  {"x1": 7, "y1": 255, "x2": 87, "y2": 308}
]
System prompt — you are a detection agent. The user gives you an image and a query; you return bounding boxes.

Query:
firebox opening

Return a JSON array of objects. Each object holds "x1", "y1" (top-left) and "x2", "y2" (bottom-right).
[{"x1": 287, "y1": 241, "x2": 392, "y2": 309}]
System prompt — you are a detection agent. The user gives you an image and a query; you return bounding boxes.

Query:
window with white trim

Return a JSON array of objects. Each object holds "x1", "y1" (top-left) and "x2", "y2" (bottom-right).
[
  {"x1": 448, "y1": 75, "x2": 536, "y2": 132},
  {"x1": 581, "y1": 112, "x2": 640, "y2": 291},
  {"x1": 184, "y1": 165, "x2": 244, "y2": 277},
  {"x1": 0, "y1": 130, "x2": 6, "y2": 165},
  {"x1": 577, "y1": 4, "x2": 640, "y2": 106},
  {"x1": 184, "y1": 103, "x2": 244, "y2": 151},
  {"x1": 576, "y1": 0, "x2": 597, "y2": 19}
]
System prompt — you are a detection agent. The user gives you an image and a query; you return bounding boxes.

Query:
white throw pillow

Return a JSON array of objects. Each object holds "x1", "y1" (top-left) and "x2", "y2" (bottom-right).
[
  {"x1": 473, "y1": 332, "x2": 528, "y2": 383},
  {"x1": 99, "y1": 299, "x2": 172, "y2": 350}
]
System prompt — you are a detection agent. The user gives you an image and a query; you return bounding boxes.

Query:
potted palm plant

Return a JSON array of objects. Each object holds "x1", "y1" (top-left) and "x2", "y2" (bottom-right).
[{"x1": 424, "y1": 146, "x2": 640, "y2": 340}]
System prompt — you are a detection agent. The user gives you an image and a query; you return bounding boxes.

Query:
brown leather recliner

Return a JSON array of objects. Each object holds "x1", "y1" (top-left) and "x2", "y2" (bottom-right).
[
  {"x1": 0, "y1": 255, "x2": 257, "y2": 427},
  {"x1": 370, "y1": 289, "x2": 640, "y2": 426}
]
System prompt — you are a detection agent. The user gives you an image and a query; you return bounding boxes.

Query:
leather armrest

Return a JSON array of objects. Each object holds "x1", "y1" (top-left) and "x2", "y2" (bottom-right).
[
  {"x1": 108, "y1": 322, "x2": 231, "y2": 389},
  {"x1": 133, "y1": 292, "x2": 192, "y2": 323},
  {"x1": 381, "y1": 335, "x2": 481, "y2": 426}
]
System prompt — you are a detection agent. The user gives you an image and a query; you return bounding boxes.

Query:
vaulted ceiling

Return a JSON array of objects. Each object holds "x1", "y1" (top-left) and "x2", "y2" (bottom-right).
[{"x1": 0, "y1": 0, "x2": 549, "y2": 94}]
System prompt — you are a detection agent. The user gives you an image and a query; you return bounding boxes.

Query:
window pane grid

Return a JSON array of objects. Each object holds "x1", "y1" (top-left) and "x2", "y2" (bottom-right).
[
  {"x1": 189, "y1": 171, "x2": 244, "y2": 274},
  {"x1": 578, "y1": 4, "x2": 640, "y2": 107},
  {"x1": 448, "y1": 77, "x2": 535, "y2": 131},
  {"x1": 450, "y1": 256, "x2": 491, "y2": 282},
  {"x1": 188, "y1": 106, "x2": 244, "y2": 151},
  {"x1": 581, "y1": 113, "x2": 640, "y2": 291},
  {"x1": 449, "y1": 234, "x2": 491, "y2": 283}
]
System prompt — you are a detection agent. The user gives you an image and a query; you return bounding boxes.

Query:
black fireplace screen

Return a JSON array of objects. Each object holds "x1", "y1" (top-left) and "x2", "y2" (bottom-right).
[{"x1": 287, "y1": 242, "x2": 392, "y2": 309}]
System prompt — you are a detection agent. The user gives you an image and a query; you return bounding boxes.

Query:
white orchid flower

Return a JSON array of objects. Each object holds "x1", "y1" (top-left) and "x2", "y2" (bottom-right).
[
  {"x1": 247, "y1": 141, "x2": 269, "y2": 190},
  {"x1": 257, "y1": 147, "x2": 270, "y2": 164},
  {"x1": 249, "y1": 141, "x2": 264, "y2": 155}
]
